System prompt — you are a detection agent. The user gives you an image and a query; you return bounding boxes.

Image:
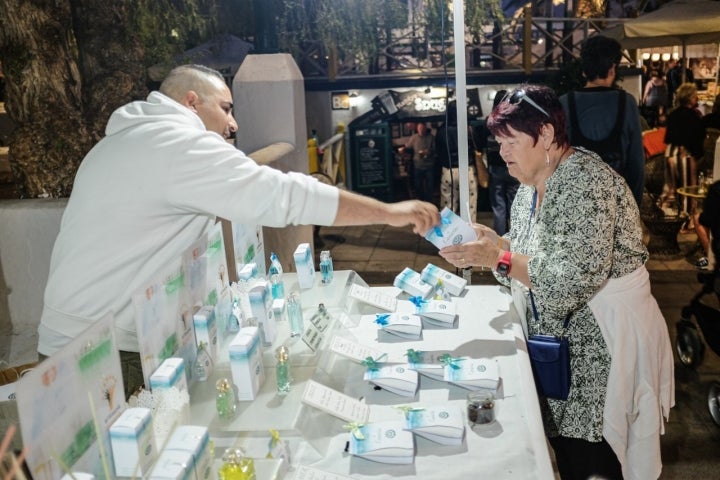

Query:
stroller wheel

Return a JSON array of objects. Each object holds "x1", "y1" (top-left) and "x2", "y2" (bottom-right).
[
  {"x1": 708, "y1": 382, "x2": 720, "y2": 427},
  {"x1": 676, "y1": 320, "x2": 705, "y2": 367}
]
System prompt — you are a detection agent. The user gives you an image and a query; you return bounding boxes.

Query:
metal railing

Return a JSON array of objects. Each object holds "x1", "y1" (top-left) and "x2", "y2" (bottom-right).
[{"x1": 296, "y1": 11, "x2": 631, "y2": 79}]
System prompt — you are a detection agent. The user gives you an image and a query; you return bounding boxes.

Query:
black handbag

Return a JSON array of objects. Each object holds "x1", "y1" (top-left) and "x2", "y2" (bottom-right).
[{"x1": 527, "y1": 291, "x2": 572, "y2": 401}]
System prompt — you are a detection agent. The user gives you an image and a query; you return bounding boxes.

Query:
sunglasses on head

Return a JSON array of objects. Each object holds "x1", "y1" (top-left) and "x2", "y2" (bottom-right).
[{"x1": 501, "y1": 89, "x2": 550, "y2": 118}]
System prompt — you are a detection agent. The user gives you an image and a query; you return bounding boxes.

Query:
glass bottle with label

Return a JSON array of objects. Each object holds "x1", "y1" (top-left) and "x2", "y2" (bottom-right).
[
  {"x1": 286, "y1": 292, "x2": 304, "y2": 337},
  {"x1": 275, "y1": 345, "x2": 291, "y2": 394},
  {"x1": 320, "y1": 250, "x2": 334, "y2": 284}
]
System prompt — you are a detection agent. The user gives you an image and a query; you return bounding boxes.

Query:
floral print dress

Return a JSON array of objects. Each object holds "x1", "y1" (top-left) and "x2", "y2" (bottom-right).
[{"x1": 503, "y1": 147, "x2": 649, "y2": 442}]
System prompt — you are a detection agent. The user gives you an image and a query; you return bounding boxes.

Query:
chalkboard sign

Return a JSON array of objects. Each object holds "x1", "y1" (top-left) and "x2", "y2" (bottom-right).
[{"x1": 350, "y1": 124, "x2": 392, "y2": 201}]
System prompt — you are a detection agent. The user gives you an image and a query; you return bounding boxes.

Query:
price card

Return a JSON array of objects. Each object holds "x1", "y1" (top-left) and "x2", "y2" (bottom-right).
[
  {"x1": 301, "y1": 380, "x2": 370, "y2": 423},
  {"x1": 348, "y1": 284, "x2": 397, "y2": 311}
]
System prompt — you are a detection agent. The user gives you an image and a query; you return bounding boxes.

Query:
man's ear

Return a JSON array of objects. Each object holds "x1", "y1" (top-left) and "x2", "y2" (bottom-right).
[{"x1": 182, "y1": 90, "x2": 200, "y2": 111}]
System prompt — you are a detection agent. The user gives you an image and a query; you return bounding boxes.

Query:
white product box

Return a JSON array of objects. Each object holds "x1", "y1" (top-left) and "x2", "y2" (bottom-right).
[
  {"x1": 193, "y1": 305, "x2": 217, "y2": 363},
  {"x1": 393, "y1": 267, "x2": 433, "y2": 299},
  {"x1": 229, "y1": 326, "x2": 265, "y2": 401},
  {"x1": 420, "y1": 263, "x2": 467, "y2": 296},
  {"x1": 164, "y1": 425, "x2": 213, "y2": 480},
  {"x1": 293, "y1": 243, "x2": 316, "y2": 290},
  {"x1": 147, "y1": 449, "x2": 195, "y2": 480},
  {"x1": 249, "y1": 280, "x2": 276, "y2": 345},
  {"x1": 109, "y1": 407, "x2": 156, "y2": 478},
  {"x1": 149, "y1": 357, "x2": 188, "y2": 393},
  {"x1": 238, "y1": 262, "x2": 258, "y2": 281},
  {"x1": 272, "y1": 298, "x2": 286, "y2": 322}
]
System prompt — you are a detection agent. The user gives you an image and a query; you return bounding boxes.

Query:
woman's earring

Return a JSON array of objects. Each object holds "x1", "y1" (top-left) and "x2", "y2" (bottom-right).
[{"x1": 545, "y1": 151, "x2": 550, "y2": 166}]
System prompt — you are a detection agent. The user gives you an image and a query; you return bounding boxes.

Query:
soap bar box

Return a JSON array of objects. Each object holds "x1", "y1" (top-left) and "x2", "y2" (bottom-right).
[
  {"x1": 393, "y1": 267, "x2": 433, "y2": 299},
  {"x1": 164, "y1": 425, "x2": 213, "y2": 480},
  {"x1": 109, "y1": 407, "x2": 156, "y2": 478},
  {"x1": 348, "y1": 421, "x2": 415, "y2": 464},
  {"x1": 193, "y1": 305, "x2": 217, "y2": 364},
  {"x1": 420, "y1": 263, "x2": 467, "y2": 297},
  {"x1": 147, "y1": 449, "x2": 195, "y2": 479},
  {"x1": 293, "y1": 242, "x2": 316, "y2": 290},
  {"x1": 149, "y1": 357, "x2": 188, "y2": 393},
  {"x1": 229, "y1": 326, "x2": 265, "y2": 401}
]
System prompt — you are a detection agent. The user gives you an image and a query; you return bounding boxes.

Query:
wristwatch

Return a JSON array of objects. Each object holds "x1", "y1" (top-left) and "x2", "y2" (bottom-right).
[{"x1": 495, "y1": 250, "x2": 512, "y2": 277}]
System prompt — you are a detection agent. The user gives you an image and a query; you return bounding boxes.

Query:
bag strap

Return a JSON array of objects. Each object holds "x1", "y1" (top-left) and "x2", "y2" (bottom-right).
[{"x1": 529, "y1": 290, "x2": 571, "y2": 333}]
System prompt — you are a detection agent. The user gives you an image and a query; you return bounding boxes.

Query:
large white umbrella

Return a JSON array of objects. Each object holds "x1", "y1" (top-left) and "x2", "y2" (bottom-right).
[{"x1": 603, "y1": 0, "x2": 720, "y2": 50}]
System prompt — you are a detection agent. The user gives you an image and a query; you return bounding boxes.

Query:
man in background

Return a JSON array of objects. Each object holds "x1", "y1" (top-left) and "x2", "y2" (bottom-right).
[{"x1": 560, "y1": 35, "x2": 645, "y2": 207}]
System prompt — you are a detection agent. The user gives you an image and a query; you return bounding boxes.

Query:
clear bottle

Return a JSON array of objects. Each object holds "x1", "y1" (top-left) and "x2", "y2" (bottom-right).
[
  {"x1": 268, "y1": 253, "x2": 285, "y2": 299},
  {"x1": 216, "y1": 378, "x2": 237, "y2": 420},
  {"x1": 699, "y1": 172, "x2": 707, "y2": 194},
  {"x1": 194, "y1": 341, "x2": 213, "y2": 382},
  {"x1": 275, "y1": 345, "x2": 291, "y2": 395},
  {"x1": 219, "y1": 447, "x2": 256, "y2": 480},
  {"x1": 320, "y1": 250, "x2": 334, "y2": 284},
  {"x1": 228, "y1": 298, "x2": 241, "y2": 334},
  {"x1": 286, "y1": 292, "x2": 304, "y2": 337}
]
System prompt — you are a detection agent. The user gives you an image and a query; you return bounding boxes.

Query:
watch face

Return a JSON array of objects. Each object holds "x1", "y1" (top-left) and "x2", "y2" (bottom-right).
[{"x1": 496, "y1": 262, "x2": 510, "y2": 276}]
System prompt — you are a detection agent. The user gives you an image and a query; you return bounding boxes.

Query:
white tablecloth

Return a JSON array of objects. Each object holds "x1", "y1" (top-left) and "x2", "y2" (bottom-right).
[{"x1": 190, "y1": 272, "x2": 554, "y2": 479}]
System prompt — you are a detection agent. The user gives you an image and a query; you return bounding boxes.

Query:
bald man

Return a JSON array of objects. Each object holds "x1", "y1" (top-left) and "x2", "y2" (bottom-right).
[{"x1": 39, "y1": 64, "x2": 439, "y2": 395}]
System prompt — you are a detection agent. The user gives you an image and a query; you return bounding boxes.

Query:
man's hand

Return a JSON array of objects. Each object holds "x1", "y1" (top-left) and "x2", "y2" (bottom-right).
[{"x1": 386, "y1": 200, "x2": 440, "y2": 235}]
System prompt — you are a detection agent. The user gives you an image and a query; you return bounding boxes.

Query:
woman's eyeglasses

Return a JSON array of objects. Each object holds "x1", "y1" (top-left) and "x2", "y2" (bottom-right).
[{"x1": 501, "y1": 89, "x2": 550, "y2": 117}]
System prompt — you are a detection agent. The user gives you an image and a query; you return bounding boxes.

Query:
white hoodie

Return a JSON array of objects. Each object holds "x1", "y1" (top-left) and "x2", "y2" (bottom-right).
[{"x1": 39, "y1": 91, "x2": 338, "y2": 354}]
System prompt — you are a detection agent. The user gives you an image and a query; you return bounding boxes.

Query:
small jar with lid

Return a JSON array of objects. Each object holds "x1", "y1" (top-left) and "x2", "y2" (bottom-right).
[{"x1": 466, "y1": 391, "x2": 495, "y2": 426}]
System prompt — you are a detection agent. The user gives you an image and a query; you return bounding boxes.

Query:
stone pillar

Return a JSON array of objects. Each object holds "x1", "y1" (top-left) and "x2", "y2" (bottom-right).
[{"x1": 232, "y1": 54, "x2": 313, "y2": 273}]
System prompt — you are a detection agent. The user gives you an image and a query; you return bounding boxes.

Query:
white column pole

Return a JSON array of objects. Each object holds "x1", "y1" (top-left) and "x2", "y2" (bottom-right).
[{"x1": 453, "y1": 0, "x2": 470, "y2": 222}]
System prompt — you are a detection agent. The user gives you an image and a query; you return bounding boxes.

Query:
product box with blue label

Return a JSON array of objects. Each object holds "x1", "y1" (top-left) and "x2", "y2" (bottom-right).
[
  {"x1": 420, "y1": 263, "x2": 467, "y2": 297},
  {"x1": 193, "y1": 305, "x2": 217, "y2": 364},
  {"x1": 393, "y1": 267, "x2": 433, "y2": 299},
  {"x1": 293, "y1": 243, "x2": 316, "y2": 290},
  {"x1": 229, "y1": 326, "x2": 265, "y2": 401},
  {"x1": 164, "y1": 425, "x2": 213, "y2": 480},
  {"x1": 109, "y1": 407, "x2": 156, "y2": 477},
  {"x1": 149, "y1": 357, "x2": 188, "y2": 393},
  {"x1": 248, "y1": 280, "x2": 276, "y2": 346},
  {"x1": 147, "y1": 449, "x2": 195, "y2": 480}
]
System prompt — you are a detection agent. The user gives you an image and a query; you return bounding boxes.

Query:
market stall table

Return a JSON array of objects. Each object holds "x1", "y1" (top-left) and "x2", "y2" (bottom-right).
[{"x1": 189, "y1": 271, "x2": 554, "y2": 479}]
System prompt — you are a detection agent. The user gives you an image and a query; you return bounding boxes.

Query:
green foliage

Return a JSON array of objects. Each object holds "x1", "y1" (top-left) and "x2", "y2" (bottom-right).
[
  {"x1": 546, "y1": 57, "x2": 584, "y2": 97},
  {"x1": 132, "y1": 0, "x2": 219, "y2": 67},
  {"x1": 422, "y1": 0, "x2": 506, "y2": 44},
  {"x1": 276, "y1": 0, "x2": 421, "y2": 74}
]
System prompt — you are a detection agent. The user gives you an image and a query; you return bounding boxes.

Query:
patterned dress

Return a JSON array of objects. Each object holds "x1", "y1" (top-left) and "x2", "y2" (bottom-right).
[{"x1": 503, "y1": 147, "x2": 649, "y2": 441}]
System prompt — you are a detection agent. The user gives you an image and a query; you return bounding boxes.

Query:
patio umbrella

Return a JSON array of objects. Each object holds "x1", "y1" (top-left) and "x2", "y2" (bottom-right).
[
  {"x1": 603, "y1": 0, "x2": 720, "y2": 85},
  {"x1": 148, "y1": 34, "x2": 254, "y2": 82},
  {"x1": 603, "y1": 0, "x2": 720, "y2": 50}
]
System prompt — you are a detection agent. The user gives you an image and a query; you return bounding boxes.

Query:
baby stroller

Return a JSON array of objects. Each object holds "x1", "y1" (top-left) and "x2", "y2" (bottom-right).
[
  {"x1": 676, "y1": 268, "x2": 720, "y2": 426},
  {"x1": 676, "y1": 182, "x2": 720, "y2": 426}
]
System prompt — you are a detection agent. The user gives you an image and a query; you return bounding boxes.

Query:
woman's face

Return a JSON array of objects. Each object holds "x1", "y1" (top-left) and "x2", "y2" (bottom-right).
[{"x1": 496, "y1": 125, "x2": 545, "y2": 186}]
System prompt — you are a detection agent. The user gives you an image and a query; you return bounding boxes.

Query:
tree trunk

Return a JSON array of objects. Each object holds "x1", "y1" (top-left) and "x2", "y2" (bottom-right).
[
  {"x1": 0, "y1": 0, "x2": 147, "y2": 198},
  {"x1": 71, "y1": 0, "x2": 147, "y2": 141},
  {"x1": 0, "y1": 0, "x2": 91, "y2": 197}
]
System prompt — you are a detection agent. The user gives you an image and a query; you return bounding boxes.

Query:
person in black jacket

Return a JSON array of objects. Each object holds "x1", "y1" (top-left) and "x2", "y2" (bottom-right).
[{"x1": 664, "y1": 82, "x2": 705, "y2": 205}]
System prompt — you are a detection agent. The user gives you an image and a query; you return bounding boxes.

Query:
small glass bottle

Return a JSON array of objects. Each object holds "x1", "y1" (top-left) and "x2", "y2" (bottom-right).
[
  {"x1": 286, "y1": 292, "x2": 304, "y2": 337},
  {"x1": 275, "y1": 345, "x2": 291, "y2": 395},
  {"x1": 699, "y1": 172, "x2": 707, "y2": 194},
  {"x1": 216, "y1": 378, "x2": 237, "y2": 420},
  {"x1": 194, "y1": 341, "x2": 213, "y2": 382},
  {"x1": 268, "y1": 252, "x2": 285, "y2": 300},
  {"x1": 219, "y1": 447, "x2": 256, "y2": 480},
  {"x1": 320, "y1": 250, "x2": 334, "y2": 284},
  {"x1": 227, "y1": 298, "x2": 241, "y2": 334}
]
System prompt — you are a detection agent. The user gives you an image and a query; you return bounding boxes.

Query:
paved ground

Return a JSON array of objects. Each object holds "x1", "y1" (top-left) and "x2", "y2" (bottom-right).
[{"x1": 314, "y1": 215, "x2": 720, "y2": 479}]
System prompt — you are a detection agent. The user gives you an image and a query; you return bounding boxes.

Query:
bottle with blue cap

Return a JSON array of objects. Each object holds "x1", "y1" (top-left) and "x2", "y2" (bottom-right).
[{"x1": 268, "y1": 252, "x2": 285, "y2": 300}]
